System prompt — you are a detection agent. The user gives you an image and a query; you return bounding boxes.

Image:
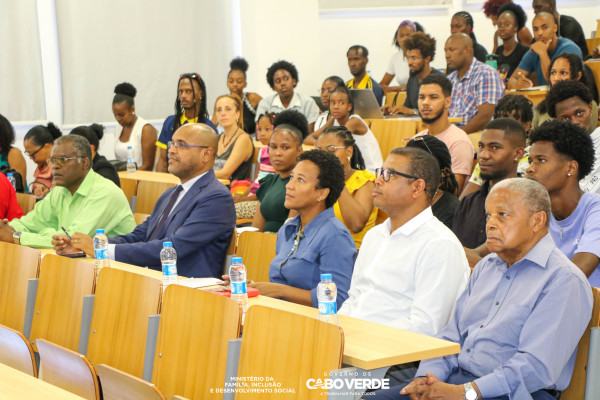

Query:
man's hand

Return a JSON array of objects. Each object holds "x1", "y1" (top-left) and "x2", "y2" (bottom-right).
[
  {"x1": 52, "y1": 234, "x2": 74, "y2": 254},
  {"x1": 33, "y1": 184, "x2": 50, "y2": 198},
  {"x1": 530, "y1": 39, "x2": 551, "y2": 57},
  {"x1": 515, "y1": 72, "x2": 533, "y2": 89},
  {"x1": 71, "y1": 233, "x2": 94, "y2": 256},
  {"x1": 0, "y1": 221, "x2": 16, "y2": 243},
  {"x1": 401, "y1": 373, "x2": 465, "y2": 399}
]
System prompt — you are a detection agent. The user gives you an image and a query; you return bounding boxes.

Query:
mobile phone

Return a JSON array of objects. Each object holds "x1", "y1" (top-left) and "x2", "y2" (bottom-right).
[{"x1": 60, "y1": 251, "x2": 87, "y2": 258}]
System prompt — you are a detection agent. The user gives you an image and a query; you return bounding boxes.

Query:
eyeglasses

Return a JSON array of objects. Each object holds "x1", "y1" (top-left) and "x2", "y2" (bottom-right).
[
  {"x1": 411, "y1": 136, "x2": 433, "y2": 155},
  {"x1": 375, "y1": 167, "x2": 421, "y2": 182},
  {"x1": 180, "y1": 73, "x2": 200, "y2": 80},
  {"x1": 320, "y1": 145, "x2": 346, "y2": 153},
  {"x1": 167, "y1": 141, "x2": 209, "y2": 150},
  {"x1": 319, "y1": 89, "x2": 335, "y2": 94},
  {"x1": 24, "y1": 146, "x2": 44, "y2": 159},
  {"x1": 47, "y1": 156, "x2": 82, "y2": 167}
]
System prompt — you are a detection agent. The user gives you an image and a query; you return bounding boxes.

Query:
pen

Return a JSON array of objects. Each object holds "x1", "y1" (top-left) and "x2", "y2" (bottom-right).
[{"x1": 61, "y1": 226, "x2": 72, "y2": 240}]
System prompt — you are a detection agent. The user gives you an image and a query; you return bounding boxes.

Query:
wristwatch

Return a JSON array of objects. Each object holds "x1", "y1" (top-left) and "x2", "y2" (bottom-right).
[
  {"x1": 413, "y1": 108, "x2": 419, "y2": 116},
  {"x1": 13, "y1": 231, "x2": 22, "y2": 245},
  {"x1": 463, "y1": 382, "x2": 478, "y2": 400}
]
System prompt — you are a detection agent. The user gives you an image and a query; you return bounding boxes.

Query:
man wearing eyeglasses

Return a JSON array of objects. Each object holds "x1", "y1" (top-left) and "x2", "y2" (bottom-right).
[
  {"x1": 1, "y1": 135, "x2": 135, "y2": 248},
  {"x1": 339, "y1": 147, "x2": 469, "y2": 384},
  {"x1": 53, "y1": 124, "x2": 236, "y2": 279}
]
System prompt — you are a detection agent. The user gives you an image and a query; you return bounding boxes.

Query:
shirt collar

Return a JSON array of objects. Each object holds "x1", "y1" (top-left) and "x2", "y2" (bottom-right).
[
  {"x1": 272, "y1": 92, "x2": 301, "y2": 109},
  {"x1": 179, "y1": 170, "x2": 208, "y2": 193},
  {"x1": 385, "y1": 207, "x2": 434, "y2": 236},
  {"x1": 180, "y1": 114, "x2": 199, "y2": 125},
  {"x1": 490, "y1": 233, "x2": 555, "y2": 270},
  {"x1": 283, "y1": 207, "x2": 335, "y2": 240},
  {"x1": 458, "y1": 58, "x2": 477, "y2": 81},
  {"x1": 65, "y1": 169, "x2": 96, "y2": 198}
]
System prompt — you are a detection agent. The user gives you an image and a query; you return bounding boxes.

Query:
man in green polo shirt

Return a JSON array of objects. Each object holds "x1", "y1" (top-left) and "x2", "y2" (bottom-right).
[{"x1": 0, "y1": 135, "x2": 135, "y2": 248}]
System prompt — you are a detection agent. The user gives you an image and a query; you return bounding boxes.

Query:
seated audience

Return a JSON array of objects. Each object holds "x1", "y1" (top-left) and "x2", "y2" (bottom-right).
[
  {"x1": 55, "y1": 124, "x2": 236, "y2": 278},
  {"x1": 340, "y1": 147, "x2": 468, "y2": 384},
  {"x1": 112, "y1": 82, "x2": 157, "y2": 171},
  {"x1": 0, "y1": 173, "x2": 24, "y2": 220},
  {"x1": 446, "y1": 33, "x2": 505, "y2": 133},
  {"x1": 508, "y1": 12, "x2": 581, "y2": 88},
  {"x1": 70, "y1": 124, "x2": 121, "y2": 187},
  {"x1": 1, "y1": 135, "x2": 135, "y2": 248},
  {"x1": 372, "y1": 178, "x2": 593, "y2": 400},
  {"x1": 305, "y1": 86, "x2": 382, "y2": 173},
  {"x1": 315, "y1": 76, "x2": 345, "y2": 131},
  {"x1": 23, "y1": 122, "x2": 62, "y2": 197},
  {"x1": 383, "y1": 32, "x2": 442, "y2": 116},
  {"x1": 407, "y1": 135, "x2": 462, "y2": 228},
  {"x1": 380, "y1": 20, "x2": 421, "y2": 92},
  {"x1": 252, "y1": 110, "x2": 305, "y2": 233},
  {"x1": 532, "y1": 0, "x2": 588, "y2": 58},
  {"x1": 213, "y1": 95, "x2": 254, "y2": 181},
  {"x1": 212, "y1": 57, "x2": 262, "y2": 135},
  {"x1": 415, "y1": 73, "x2": 474, "y2": 192},
  {"x1": 316, "y1": 126, "x2": 376, "y2": 248},
  {"x1": 346, "y1": 45, "x2": 384, "y2": 105},
  {"x1": 156, "y1": 73, "x2": 217, "y2": 172},
  {"x1": 483, "y1": 0, "x2": 532, "y2": 52},
  {"x1": 0, "y1": 113, "x2": 26, "y2": 191},
  {"x1": 527, "y1": 120, "x2": 600, "y2": 286},
  {"x1": 452, "y1": 118, "x2": 526, "y2": 248},
  {"x1": 545, "y1": 80, "x2": 600, "y2": 194},
  {"x1": 449, "y1": 12, "x2": 488, "y2": 66},
  {"x1": 255, "y1": 60, "x2": 320, "y2": 133},
  {"x1": 462, "y1": 94, "x2": 533, "y2": 198},
  {"x1": 533, "y1": 53, "x2": 599, "y2": 129},
  {"x1": 494, "y1": 2, "x2": 530, "y2": 82},
  {"x1": 244, "y1": 150, "x2": 356, "y2": 309}
]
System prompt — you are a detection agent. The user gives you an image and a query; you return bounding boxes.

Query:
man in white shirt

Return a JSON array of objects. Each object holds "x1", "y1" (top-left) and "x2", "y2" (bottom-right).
[{"x1": 339, "y1": 147, "x2": 469, "y2": 334}]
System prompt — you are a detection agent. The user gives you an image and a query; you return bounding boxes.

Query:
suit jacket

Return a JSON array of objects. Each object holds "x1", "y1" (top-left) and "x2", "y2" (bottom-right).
[{"x1": 109, "y1": 170, "x2": 236, "y2": 278}]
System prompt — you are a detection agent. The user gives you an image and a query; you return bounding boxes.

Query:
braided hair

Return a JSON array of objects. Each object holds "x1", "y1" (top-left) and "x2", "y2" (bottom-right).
[
  {"x1": 453, "y1": 11, "x2": 478, "y2": 43},
  {"x1": 321, "y1": 126, "x2": 366, "y2": 171},
  {"x1": 174, "y1": 73, "x2": 209, "y2": 131}
]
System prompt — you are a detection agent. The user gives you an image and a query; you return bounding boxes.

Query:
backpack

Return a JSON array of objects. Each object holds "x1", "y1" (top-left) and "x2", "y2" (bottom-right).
[{"x1": 0, "y1": 165, "x2": 25, "y2": 193}]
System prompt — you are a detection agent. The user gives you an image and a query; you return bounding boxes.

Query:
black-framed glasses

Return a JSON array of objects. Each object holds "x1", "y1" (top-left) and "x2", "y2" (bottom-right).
[
  {"x1": 24, "y1": 146, "x2": 44, "y2": 159},
  {"x1": 319, "y1": 145, "x2": 346, "y2": 153},
  {"x1": 47, "y1": 156, "x2": 82, "y2": 167},
  {"x1": 375, "y1": 167, "x2": 421, "y2": 182},
  {"x1": 167, "y1": 141, "x2": 209, "y2": 150},
  {"x1": 412, "y1": 136, "x2": 433, "y2": 155}
]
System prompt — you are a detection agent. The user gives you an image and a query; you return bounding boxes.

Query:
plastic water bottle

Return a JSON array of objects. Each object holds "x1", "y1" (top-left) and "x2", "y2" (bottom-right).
[
  {"x1": 6, "y1": 173, "x2": 17, "y2": 190},
  {"x1": 160, "y1": 242, "x2": 178, "y2": 290},
  {"x1": 93, "y1": 229, "x2": 109, "y2": 274},
  {"x1": 127, "y1": 146, "x2": 136, "y2": 173},
  {"x1": 229, "y1": 257, "x2": 248, "y2": 313},
  {"x1": 317, "y1": 274, "x2": 338, "y2": 325}
]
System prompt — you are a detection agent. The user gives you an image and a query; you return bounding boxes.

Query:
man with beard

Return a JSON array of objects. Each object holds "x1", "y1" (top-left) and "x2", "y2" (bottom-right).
[
  {"x1": 414, "y1": 74, "x2": 474, "y2": 192},
  {"x1": 383, "y1": 32, "x2": 442, "y2": 116},
  {"x1": 156, "y1": 73, "x2": 217, "y2": 172},
  {"x1": 452, "y1": 118, "x2": 526, "y2": 248},
  {"x1": 346, "y1": 45, "x2": 384, "y2": 105}
]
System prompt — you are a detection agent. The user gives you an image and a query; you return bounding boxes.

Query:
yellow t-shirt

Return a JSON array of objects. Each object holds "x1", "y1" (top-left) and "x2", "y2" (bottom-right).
[
  {"x1": 346, "y1": 72, "x2": 374, "y2": 90},
  {"x1": 334, "y1": 169, "x2": 377, "y2": 249},
  {"x1": 155, "y1": 114, "x2": 199, "y2": 149}
]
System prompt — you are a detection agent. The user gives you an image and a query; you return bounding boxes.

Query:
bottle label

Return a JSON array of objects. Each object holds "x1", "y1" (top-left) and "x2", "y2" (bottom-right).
[
  {"x1": 231, "y1": 281, "x2": 247, "y2": 295},
  {"x1": 94, "y1": 248, "x2": 107, "y2": 260},
  {"x1": 319, "y1": 301, "x2": 337, "y2": 316},
  {"x1": 163, "y1": 263, "x2": 177, "y2": 276}
]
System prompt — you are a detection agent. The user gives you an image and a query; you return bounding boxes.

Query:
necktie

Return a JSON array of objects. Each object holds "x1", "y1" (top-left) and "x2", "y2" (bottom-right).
[{"x1": 149, "y1": 185, "x2": 183, "y2": 241}]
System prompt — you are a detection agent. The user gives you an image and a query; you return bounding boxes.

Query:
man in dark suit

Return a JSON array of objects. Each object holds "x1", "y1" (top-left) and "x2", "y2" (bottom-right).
[{"x1": 54, "y1": 123, "x2": 236, "y2": 278}]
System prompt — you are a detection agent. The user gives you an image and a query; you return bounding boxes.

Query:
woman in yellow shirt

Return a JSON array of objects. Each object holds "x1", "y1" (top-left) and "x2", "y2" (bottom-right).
[{"x1": 316, "y1": 126, "x2": 377, "y2": 248}]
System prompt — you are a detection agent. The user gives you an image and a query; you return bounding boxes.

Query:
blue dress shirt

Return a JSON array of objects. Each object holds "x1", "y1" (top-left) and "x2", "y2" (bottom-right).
[
  {"x1": 269, "y1": 207, "x2": 356, "y2": 308},
  {"x1": 416, "y1": 234, "x2": 593, "y2": 399}
]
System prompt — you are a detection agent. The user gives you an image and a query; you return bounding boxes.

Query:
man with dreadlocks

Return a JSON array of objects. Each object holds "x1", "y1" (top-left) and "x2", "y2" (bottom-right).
[{"x1": 156, "y1": 73, "x2": 217, "y2": 172}]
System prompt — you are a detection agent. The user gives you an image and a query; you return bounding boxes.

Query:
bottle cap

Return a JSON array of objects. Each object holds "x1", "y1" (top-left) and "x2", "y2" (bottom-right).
[
  {"x1": 163, "y1": 241, "x2": 173, "y2": 247},
  {"x1": 96, "y1": 229, "x2": 105, "y2": 234},
  {"x1": 127, "y1": 146, "x2": 133, "y2": 149},
  {"x1": 321, "y1": 273, "x2": 332, "y2": 280},
  {"x1": 232, "y1": 256, "x2": 242, "y2": 264},
  {"x1": 7, "y1": 173, "x2": 13, "y2": 177}
]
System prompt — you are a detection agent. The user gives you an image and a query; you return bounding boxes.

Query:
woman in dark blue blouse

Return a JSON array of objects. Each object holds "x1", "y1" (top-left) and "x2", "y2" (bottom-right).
[{"x1": 250, "y1": 149, "x2": 356, "y2": 308}]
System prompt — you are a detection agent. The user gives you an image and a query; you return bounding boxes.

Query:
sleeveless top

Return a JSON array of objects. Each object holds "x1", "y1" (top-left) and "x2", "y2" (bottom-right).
[
  {"x1": 334, "y1": 115, "x2": 383, "y2": 174},
  {"x1": 214, "y1": 134, "x2": 254, "y2": 181},
  {"x1": 114, "y1": 116, "x2": 149, "y2": 166},
  {"x1": 333, "y1": 170, "x2": 377, "y2": 249},
  {"x1": 242, "y1": 93, "x2": 257, "y2": 135}
]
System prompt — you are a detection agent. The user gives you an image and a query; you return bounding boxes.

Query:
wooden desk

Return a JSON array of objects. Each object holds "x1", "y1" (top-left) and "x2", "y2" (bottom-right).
[
  {"x1": 508, "y1": 88, "x2": 548, "y2": 105},
  {"x1": 383, "y1": 91, "x2": 407, "y2": 107},
  {"x1": 585, "y1": 61, "x2": 600, "y2": 99},
  {"x1": 0, "y1": 362, "x2": 85, "y2": 399},
  {"x1": 39, "y1": 249, "x2": 164, "y2": 280},
  {"x1": 246, "y1": 295, "x2": 460, "y2": 370},
  {"x1": 586, "y1": 38, "x2": 600, "y2": 56},
  {"x1": 365, "y1": 118, "x2": 420, "y2": 158},
  {"x1": 118, "y1": 170, "x2": 229, "y2": 186}
]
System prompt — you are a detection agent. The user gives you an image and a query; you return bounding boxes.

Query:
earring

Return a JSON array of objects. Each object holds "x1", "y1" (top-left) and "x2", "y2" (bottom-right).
[
  {"x1": 514, "y1": 158, "x2": 518, "y2": 161},
  {"x1": 567, "y1": 173, "x2": 571, "y2": 176},
  {"x1": 347, "y1": 157, "x2": 351, "y2": 162}
]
